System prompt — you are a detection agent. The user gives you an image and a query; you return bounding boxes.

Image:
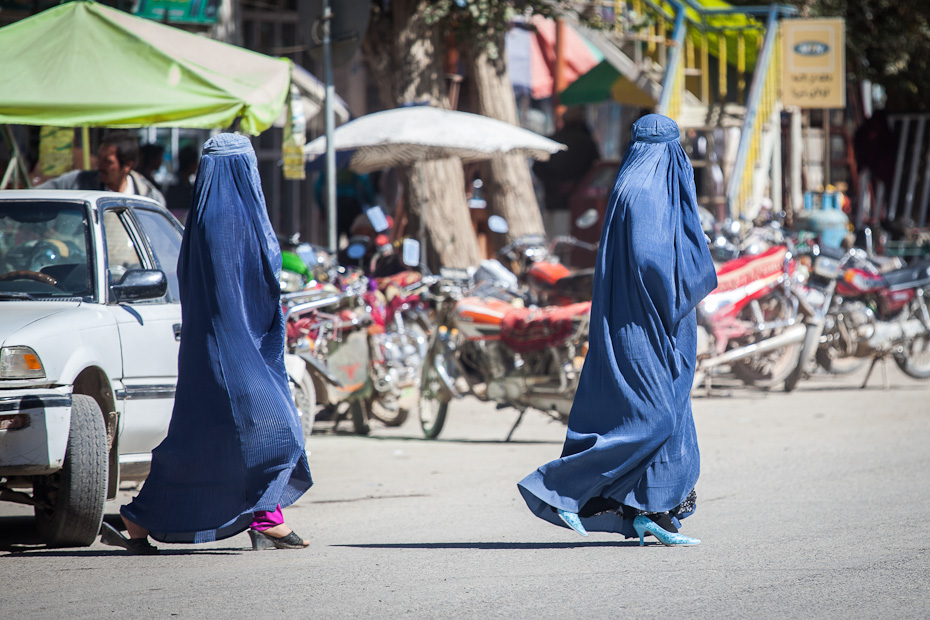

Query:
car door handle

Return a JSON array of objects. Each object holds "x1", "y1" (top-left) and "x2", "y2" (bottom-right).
[{"x1": 173, "y1": 323, "x2": 182, "y2": 341}]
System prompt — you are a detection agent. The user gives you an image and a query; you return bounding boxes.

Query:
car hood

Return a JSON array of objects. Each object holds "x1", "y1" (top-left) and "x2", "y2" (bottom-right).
[{"x1": 0, "y1": 301, "x2": 81, "y2": 345}]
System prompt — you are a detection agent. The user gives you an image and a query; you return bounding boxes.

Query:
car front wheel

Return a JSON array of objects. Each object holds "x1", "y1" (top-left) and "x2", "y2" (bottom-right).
[{"x1": 33, "y1": 394, "x2": 108, "y2": 547}]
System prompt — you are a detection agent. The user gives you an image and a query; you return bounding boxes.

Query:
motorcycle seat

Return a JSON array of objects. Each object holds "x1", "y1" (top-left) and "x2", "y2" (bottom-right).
[
  {"x1": 882, "y1": 258, "x2": 930, "y2": 291},
  {"x1": 375, "y1": 270, "x2": 422, "y2": 292},
  {"x1": 500, "y1": 302, "x2": 591, "y2": 353},
  {"x1": 713, "y1": 246, "x2": 788, "y2": 293}
]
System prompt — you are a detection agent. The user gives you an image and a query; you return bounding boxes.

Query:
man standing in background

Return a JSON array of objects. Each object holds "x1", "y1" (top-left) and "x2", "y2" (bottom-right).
[
  {"x1": 533, "y1": 107, "x2": 600, "y2": 237},
  {"x1": 39, "y1": 130, "x2": 166, "y2": 206}
]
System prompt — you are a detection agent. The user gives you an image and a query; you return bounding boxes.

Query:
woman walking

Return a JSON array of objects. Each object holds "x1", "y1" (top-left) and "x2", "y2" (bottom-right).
[
  {"x1": 101, "y1": 133, "x2": 313, "y2": 554},
  {"x1": 518, "y1": 114, "x2": 717, "y2": 546}
]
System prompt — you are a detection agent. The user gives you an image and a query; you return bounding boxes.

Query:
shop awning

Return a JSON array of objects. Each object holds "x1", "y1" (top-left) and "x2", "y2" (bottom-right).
[
  {"x1": 559, "y1": 0, "x2": 764, "y2": 107},
  {"x1": 0, "y1": 1, "x2": 290, "y2": 135},
  {"x1": 506, "y1": 15, "x2": 603, "y2": 100}
]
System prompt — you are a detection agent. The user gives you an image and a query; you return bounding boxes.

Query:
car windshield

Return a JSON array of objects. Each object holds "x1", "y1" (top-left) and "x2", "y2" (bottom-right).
[{"x1": 0, "y1": 201, "x2": 94, "y2": 301}]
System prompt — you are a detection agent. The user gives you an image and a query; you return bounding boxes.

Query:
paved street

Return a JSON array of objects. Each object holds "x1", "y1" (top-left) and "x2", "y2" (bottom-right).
[{"x1": 2, "y1": 364, "x2": 929, "y2": 619}]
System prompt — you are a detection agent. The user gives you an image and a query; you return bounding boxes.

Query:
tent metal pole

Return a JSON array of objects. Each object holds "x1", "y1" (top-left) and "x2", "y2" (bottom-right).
[
  {"x1": 1, "y1": 125, "x2": 33, "y2": 189},
  {"x1": 323, "y1": 0, "x2": 337, "y2": 252}
]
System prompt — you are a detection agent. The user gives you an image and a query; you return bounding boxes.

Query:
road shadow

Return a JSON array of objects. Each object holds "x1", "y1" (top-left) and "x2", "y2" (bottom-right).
[
  {"x1": 2, "y1": 547, "x2": 245, "y2": 557},
  {"x1": 334, "y1": 540, "x2": 641, "y2": 550},
  {"x1": 0, "y1": 515, "x2": 246, "y2": 556},
  {"x1": 790, "y1": 382, "x2": 928, "y2": 393},
  {"x1": 0, "y1": 515, "x2": 42, "y2": 549},
  {"x1": 359, "y1": 435, "x2": 562, "y2": 445}
]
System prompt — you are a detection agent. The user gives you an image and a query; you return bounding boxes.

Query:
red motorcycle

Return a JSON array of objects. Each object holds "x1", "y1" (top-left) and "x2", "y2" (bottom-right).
[
  {"x1": 418, "y1": 264, "x2": 590, "y2": 441},
  {"x1": 785, "y1": 247, "x2": 930, "y2": 391},
  {"x1": 695, "y1": 244, "x2": 809, "y2": 388}
]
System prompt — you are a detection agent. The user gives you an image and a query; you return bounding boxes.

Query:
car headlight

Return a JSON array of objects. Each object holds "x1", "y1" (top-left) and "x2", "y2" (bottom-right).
[{"x1": 0, "y1": 346, "x2": 46, "y2": 379}]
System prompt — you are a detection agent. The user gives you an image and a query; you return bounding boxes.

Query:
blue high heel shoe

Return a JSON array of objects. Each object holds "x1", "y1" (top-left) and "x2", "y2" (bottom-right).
[
  {"x1": 632, "y1": 515, "x2": 700, "y2": 546},
  {"x1": 557, "y1": 509, "x2": 588, "y2": 537}
]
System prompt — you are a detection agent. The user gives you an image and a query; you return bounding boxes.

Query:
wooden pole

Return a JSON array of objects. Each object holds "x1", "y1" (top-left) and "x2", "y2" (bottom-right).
[
  {"x1": 824, "y1": 110, "x2": 831, "y2": 188},
  {"x1": 82, "y1": 126, "x2": 91, "y2": 170},
  {"x1": 553, "y1": 19, "x2": 567, "y2": 128}
]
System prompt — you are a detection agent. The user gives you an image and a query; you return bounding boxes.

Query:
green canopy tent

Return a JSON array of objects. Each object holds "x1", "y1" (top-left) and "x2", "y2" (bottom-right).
[{"x1": 0, "y1": 1, "x2": 292, "y2": 187}]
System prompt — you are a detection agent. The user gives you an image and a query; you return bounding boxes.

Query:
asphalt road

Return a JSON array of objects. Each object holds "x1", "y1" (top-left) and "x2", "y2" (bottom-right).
[{"x1": 2, "y1": 363, "x2": 929, "y2": 619}]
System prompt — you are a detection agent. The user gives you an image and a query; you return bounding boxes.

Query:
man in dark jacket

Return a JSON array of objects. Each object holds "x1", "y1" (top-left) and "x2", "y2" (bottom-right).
[{"x1": 39, "y1": 130, "x2": 166, "y2": 205}]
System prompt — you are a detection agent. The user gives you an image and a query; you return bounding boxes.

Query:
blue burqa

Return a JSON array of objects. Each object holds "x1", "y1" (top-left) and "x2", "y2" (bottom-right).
[
  {"x1": 121, "y1": 134, "x2": 313, "y2": 543},
  {"x1": 518, "y1": 115, "x2": 717, "y2": 537}
]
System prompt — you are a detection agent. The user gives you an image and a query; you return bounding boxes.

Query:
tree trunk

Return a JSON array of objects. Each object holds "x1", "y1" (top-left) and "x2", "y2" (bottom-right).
[
  {"x1": 362, "y1": 0, "x2": 481, "y2": 269},
  {"x1": 463, "y1": 37, "x2": 546, "y2": 250}
]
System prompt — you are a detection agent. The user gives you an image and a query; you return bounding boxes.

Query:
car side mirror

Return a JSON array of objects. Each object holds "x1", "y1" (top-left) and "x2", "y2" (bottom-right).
[{"x1": 111, "y1": 269, "x2": 167, "y2": 302}]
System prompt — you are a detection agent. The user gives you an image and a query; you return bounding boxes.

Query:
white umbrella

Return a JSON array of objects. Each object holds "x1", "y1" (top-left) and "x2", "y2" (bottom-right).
[{"x1": 303, "y1": 106, "x2": 566, "y2": 173}]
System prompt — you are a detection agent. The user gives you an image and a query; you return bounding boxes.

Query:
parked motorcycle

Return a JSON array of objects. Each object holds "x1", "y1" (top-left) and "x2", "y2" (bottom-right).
[
  {"x1": 784, "y1": 246, "x2": 930, "y2": 391},
  {"x1": 277, "y1": 233, "x2": 332, "y2": 293},
  {"x1": 364, "y1": 269, "x2": 432, "y2": 428},
  {"x1": 282, "y1": 235, "x2": 430, "y2": 435},
  {"x1": 341, "y1": 213, "x2": 433, "y2": 428},
  {"x1": 694, "y1": 243, "x2": 809, "y2": 388},
  {"x1": 282, "y1": 288, "x2": 352, "y2": 434},
  {"x1": 417, "y1": 259, "x2": 590, "y2": 441}
]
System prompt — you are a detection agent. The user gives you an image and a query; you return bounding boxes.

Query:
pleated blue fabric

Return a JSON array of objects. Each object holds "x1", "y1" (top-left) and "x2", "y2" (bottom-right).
[
  {"x1": 518, "y1": 115, "x2": 717, "y2": 537},
  {"x1": 121, "y1": 133, "x2": 313, "y2": 543}
]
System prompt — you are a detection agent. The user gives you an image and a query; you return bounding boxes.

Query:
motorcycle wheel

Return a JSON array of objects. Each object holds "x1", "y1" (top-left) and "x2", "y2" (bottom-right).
[
  {"x1": 785, "y1": 322, "x2": 824, "y2": 393},
  {"x1": 370, "y1": 315, "x2": 431, "y2": 428},
  {"x1": 730, "y1": 295, "x2": 802, "y2": 388},
  {"x1": 893, "y1": 302, "x2": 930, "y2": 379},
  {"x1": 418, "y1": 390, "x2": 448, "y2": 440},
  {"x1": 419, "y1": 341, "x2": 454, "y2": 440},
  {"x1": 349, "y1": 399, "x2": 370, "y2": 435},
  {"x1": 368, "y1": 395, "x2": 409, "y2": 427},
  {"x1": 289, "y1": 373, "x2": 317, "y2": 441},
  {"x1": 815, "y1": 347, "x2": 869, "y2": 375}
]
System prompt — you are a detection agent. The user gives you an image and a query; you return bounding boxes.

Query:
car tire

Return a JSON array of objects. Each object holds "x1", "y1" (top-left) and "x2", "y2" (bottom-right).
[{"x1": 33, "y1": 394, "x2": 107, "y2": 547}]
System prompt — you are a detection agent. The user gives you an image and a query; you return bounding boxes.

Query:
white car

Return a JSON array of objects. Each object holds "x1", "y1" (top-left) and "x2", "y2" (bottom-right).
[{"x1": 0, "y1": 190, "x2": 182, "y2": 546}]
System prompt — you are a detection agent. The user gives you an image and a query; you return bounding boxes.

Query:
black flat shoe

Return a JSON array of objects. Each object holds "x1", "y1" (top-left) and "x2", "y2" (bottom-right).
[
  {"x1": 248, "y1": 529, "x2": 308, "y2": 550},
  {"x1": 100, "y1": 522, "x2": 160, "y2": 555}
]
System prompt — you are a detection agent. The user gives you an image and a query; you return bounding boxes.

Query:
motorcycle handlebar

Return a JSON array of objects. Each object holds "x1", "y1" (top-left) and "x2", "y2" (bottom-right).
[
  {"x1": 548, "y1": 235, "x2": 597, "y2": 254},
  {"x1": 282, "y1": 293, "x2": 344, "y2": 321},
  {"x1": 496, "y1": 234, "x2": 548, "y2": 260}
]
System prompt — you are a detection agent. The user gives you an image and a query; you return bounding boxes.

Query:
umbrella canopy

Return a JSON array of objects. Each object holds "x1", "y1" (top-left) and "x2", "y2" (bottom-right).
[
  {"x1": 0, "y1": 1, "x2": 290, "y2": 135},
  {"x1": 506, "y1": 16, "x2": 603, "y2": 100},
  {"x1": 303, "y1": 106, "x2": 566, "y2": 174}
]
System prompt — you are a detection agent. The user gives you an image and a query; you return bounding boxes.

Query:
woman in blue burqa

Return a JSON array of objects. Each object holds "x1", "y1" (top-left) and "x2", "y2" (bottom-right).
[
  {"x1": 100, "y1": 133, "x2": 313, "y2": 554},
  {"x1": 518, "y1": 114, "x2": 717, "y2": 546}
]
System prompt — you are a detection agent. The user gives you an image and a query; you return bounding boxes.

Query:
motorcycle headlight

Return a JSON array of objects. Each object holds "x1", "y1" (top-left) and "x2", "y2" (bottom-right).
[
  {"x1": 0, "y1": 346, "x2": 46, "y2": 379},
  {"x1": 279, "y1": 270, "x2": 305, "y2": 293},
  {"x1": 813, "y1": 256, "x2": 840, "y2": 279}
]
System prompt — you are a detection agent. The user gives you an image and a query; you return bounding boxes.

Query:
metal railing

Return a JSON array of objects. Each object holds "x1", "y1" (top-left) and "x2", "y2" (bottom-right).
[
  {"x1": 724, "y1": 5, "x2": 780, "y2": 219},
  {"x1": 594, "y1": 0, "x2": 785, "y2": 118},
  {"x1": 657, "y1": 2, "x2": 686, "y2": 119},
  {"x1": 886, "y1": 114, "x2": 930, "y2": 227}
]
